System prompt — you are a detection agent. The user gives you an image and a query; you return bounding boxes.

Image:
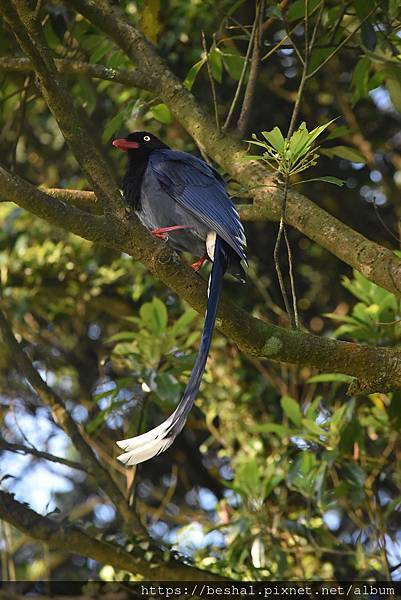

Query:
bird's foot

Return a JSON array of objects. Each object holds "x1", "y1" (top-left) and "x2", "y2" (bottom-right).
[
  {"x1": 191, "y1": 254, "x2": 208, "y2": 271},
  {"x1": 151, "y1": 225, "x2": 193, "y2": 240}
]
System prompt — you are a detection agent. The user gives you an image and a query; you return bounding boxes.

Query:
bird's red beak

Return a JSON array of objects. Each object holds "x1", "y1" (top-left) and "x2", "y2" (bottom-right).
[{"x1": 112, "y1": 139, "x2": 140, "y2": 151}]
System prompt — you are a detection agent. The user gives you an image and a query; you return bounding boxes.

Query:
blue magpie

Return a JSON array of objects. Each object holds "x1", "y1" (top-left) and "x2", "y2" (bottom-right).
[{"x1": 113, "y1": 131, "x2": 247, "y2": 464}]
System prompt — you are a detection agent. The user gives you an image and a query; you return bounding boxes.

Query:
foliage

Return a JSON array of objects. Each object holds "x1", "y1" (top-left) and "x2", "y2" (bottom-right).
[
  {"x1": 248, "y1": 121, "x2": 345, "y2": 186},
  {"x1": 1, "y1": 0, "x2": 401, "y2": 586},
  {"x1": 326, "y1": 270, "x2": 401, "y2": 344}
]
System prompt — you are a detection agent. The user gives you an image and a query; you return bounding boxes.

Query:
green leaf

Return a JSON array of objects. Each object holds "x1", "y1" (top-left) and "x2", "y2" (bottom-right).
[
  {"x1": 286, "y1": 0, "x2": 320, "y2": 21},
  {"x1": 108, "y1": 331, "x2": 137, "y2": 343},
  {"x1": 140, "y1": 0, "x2": 160, "y2": 43},
  {"x1": 343, "y1": 462, "x2": 365, "y2": 488},
  {"x1": 288, "y1": 452, "x2": 318, "y2": 494},
  {"x1": 389, "y1": 0, "x2": 400, "y2": 18},
  {"x1": 171, "y1": 309, "x2": 198, "y2": 335},
  {"x1": 184, "y1": 58, "x2": 206, "y2": 90},
  {"x1": 139, "y1": 298, "x2": 168, "y2": 334},
  {"x1": 261, "y1": 127, "x2": 285, "y2": 153},
  {"x1": 355, "y1": 0, "x2": 375, "y2": 19},
  {"x1": 281, "y1": 395, "x2": 302, "y2": 426},
  {"x1": 251, "y1": 423, "x2": 289, "y2": 436},
  {"x1": 155, "y1": 373, "x2": 180, "y2": 404},
  {"x1": 235, "y1": 458, "x2": 262, "y2": 496},
  {"x1": 306, "y1": 119, "x2": 337, "y2": 146},
  {"x1": 221, "y1": 51, "x2": 245, "y2": 80},
  {"x1": 209, "y1": 46, "x2": 223, "y2": 83},
  {"x1": 90, "y1": 41, "x2": 110, "y2": 64},
  {"x1": 288, "y1": 119, "x2": 335, "y2": 164},
  {"x1": 307, "y1": 373, "x2": 354, "y2": 384},
  {"x1": 361, "y1": 22, "x2": 376, "y2": 51},
  {"x1": 102, "y1": 112, "x2": 125, "y2": 143},
  {"x1": 265, "y1": 5, "x2": 282, "y2": 19},
  {"x1": 301, "y1": 418, "x2": 327, "y2": 437},
  {"x1": 320, "y1": 145, "x2": 366, "y2": 163},
  {"x1": 384, "y1": 67, "x2": 401, "y2": 114},
  {"x1": 287, "y1": 122, "x2": 311, "y2": 161},
  {"x1": 293, "y1": 176, "x2": 345, "y2": 186},
  {"x1": 76, "y1": 78, "x2": 97, "y2": 115},
  {"x1": 352, "y1": 57, "x2": 371, "y2": 104},
  {"x1": 151, "y1": 103, "x2": 172, "y2": 125},
  {"x1": 306, "y1": 396, "x2": 322, "y2": 420},
  {"x1": 326, "y1": 125, "x2": 351, "y2": 140}
]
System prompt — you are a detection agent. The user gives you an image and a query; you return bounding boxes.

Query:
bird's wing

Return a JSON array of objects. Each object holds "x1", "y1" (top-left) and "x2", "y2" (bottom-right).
[{"x1": 149, "y1": 150, "x2": 247, "y2": 263}]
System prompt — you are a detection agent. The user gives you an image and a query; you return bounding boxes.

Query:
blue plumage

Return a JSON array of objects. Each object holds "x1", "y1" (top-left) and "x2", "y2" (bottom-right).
[
  {"x1": 149, "y1": 150, "x2": 247, "y2": 265},
  {"x1": 112, "y1": 131, "x2": 247, "y2": 464}
]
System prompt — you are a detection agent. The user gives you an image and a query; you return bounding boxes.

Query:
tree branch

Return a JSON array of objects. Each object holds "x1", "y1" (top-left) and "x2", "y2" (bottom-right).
[
  {"x1": 0, "y1": 491, "x2": 218, "y2": 581},
  {"x1": 237, "y1": 0, "x2": 264, "y2": 136},
  {"x1": 0, "y1": 436, "x2": 85, "y2": 471},
  {"x1": 67, "y1": 0, "x2": 401, "y2": 301},
  {"x1": 0, "y1": 56, "x2": 155, "y2": 92},
  {"x1": 2, "y1": 168, "x2": 401, "y2": 393},
  {"x1": 3, "y1": 0, "x2": 401, "y2": 391}
]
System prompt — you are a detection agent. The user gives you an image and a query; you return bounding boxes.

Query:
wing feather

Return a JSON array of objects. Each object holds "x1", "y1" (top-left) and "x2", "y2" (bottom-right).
[{"x1": 149, "y1": 150, "x2": 247, "y2": 263}]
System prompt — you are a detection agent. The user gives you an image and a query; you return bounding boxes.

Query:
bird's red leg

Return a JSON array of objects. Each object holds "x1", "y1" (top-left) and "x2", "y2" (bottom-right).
[
  {"x1": 191, "y1": 254, "x2": 208, "y2": 271},
  {"x1": 151, "y1": 225, "x2": 193, "y2": 239}
]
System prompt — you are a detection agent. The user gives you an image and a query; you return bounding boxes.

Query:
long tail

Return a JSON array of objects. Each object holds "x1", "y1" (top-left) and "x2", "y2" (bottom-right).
[{"x1": 116, "y1": 236, "x2": 229, "y2": 466}]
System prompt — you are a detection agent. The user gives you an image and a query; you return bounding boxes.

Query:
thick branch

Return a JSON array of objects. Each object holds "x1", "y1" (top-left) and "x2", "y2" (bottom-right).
[
  {"x1": 0, "y1": 491, "x2": 217, "y2": 581},
  {"x1": 2, "y1": 170, "x2": 401, "y2": 393},
  {"x1": 68, "y1": 0, "x2": 401, "y2": 300},
  {"x1": 0, "y1": 56, "x2": 155, "y2": 92},
  {"x1": 0, "y1": 185, "x2": 253, "y2": 220}
]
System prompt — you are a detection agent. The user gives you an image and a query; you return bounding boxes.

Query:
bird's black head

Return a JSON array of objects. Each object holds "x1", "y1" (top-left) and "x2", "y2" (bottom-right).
[{"x1": 112, "y1": 131, "x2": 169, "y2": 157}]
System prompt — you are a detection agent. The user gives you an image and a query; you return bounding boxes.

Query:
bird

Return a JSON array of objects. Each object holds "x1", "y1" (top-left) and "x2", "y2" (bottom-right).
[{"x1": 112, "y1": 131, "x2": 247, "y2": 465}]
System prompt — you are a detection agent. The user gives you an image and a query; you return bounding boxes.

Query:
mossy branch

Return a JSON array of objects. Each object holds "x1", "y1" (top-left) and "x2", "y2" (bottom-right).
[
  {"x1": 1, "y1": 168, "x2": 401, "y2": 393},
  {"x1": 0, "y1": 491, "x2": 218, "y2": 581}
]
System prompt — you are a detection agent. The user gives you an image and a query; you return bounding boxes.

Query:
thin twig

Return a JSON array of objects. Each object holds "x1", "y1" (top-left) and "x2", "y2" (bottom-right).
[
  {"x1": 327, "y1": 2, "x2": 350, "y2": 45},
  {"x1": 237, "y1": 0, "x2": 264, "y2": 135},
  {"x1": 261, "y1": 0, "x2": 289, "y2": 35},
  {"x1": 284, "y1": 227, "x2": 299, "y2": 329},
  {"x1": 223, "y1": 3, "x2": 259, "y2": 131},
  {"x1": 261, "y1": 1, "x2": 322, "y2": 61},
  {"x1": 305, "y1": 6, "x2": 377, "y2": 80},
  {"x1": 0, "y1": 436, "x2": 85, "y2": 471},
  {"x1": 11, "y1": 74, "x2": 31, "y2": 171},
  {"x1": 202, "y1": 31, "x2": 220, "y2": 132},
  {"x1": 285, "y1": 28, "x2": 305, "y2": 66},
  {"x1": 373, "y1": 198, "x2": 400, "y2": 244},
  {"x1": 273, "y1": 0, "x2": 314, "y2": 329},
  {"x1": 275, "y1": 0, "x2": 325, "y2": 330},
  {"x1": 273, "y1": 178, "x2": 294, "y2": 326}
]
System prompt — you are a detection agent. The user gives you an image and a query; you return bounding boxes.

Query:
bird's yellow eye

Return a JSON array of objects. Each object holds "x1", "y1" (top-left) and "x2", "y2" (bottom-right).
[{"x1": 143, "y1": 135, "x2": 151, "y2": 141}]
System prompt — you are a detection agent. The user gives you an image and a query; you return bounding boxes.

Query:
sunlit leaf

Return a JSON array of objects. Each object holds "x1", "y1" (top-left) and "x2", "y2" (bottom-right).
[
  {"x1": 140, "y1": 0, "x2": 161, "y2": 43},
  {"x1": 320, "y1": 145, "x2": 366, "y2": 163},
  {"x1": 209, "y1": 46, "x2": 223, "y2": 83},
  {"x1": 261, "y1": 127, "x2": 285, "y2": 153},
  {"x1": 293, "y1": 176, "x2": 345, "y2": 186},
  {"x1": 307, "y1": 373, "x2": 354, "y2": 384},
  {"x1": 184, "y1": 58, "x2": 207, "y2": 90},
  {"x1": 281, "y1": 395, "x2": 302, "y2": 426},
  {"x1": 151, "y1": 103, "x2": 172, "y2": 124}
]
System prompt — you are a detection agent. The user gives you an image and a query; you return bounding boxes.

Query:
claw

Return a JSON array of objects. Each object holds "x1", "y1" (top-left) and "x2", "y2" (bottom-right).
[
  {"x1": 191, "y1": 254, "x2": 208, "y2": 271},
  {"x1": 151, "y1": 225, "x2": 193, "y2": 240}
]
